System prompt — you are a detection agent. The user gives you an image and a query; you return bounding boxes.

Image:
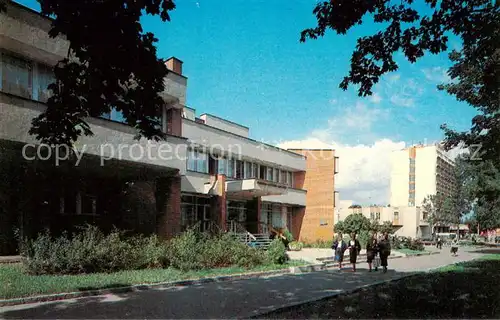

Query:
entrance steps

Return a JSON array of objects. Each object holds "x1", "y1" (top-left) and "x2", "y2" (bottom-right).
[{"x1": 234, "y1": 233, "x2": 273, "y2": 250}]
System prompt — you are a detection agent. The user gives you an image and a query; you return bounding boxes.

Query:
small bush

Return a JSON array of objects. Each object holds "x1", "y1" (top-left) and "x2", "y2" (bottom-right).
[
  {"x1": 283, "y1": 229, "x2": 294, "y2": 242},
  {"x1": 266, "y1": 239, "x2": 288, "y2": 264},
  {"x1": 288, "y1": 241, "x2": 304, "y2": 251},
  {"x1": 391, "y1": 236, "x2": 424, "y2": 251}
]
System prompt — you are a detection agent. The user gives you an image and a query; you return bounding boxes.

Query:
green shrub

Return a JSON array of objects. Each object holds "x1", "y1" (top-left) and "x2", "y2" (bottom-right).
[
  {"x1": 283, "y1": 229, "x2": 294, "y2": 242},
  {"x1": 266, "y1": 239, "x2": 288, "y2": 264},
  {"x1": 391, "y1": 236, "x2": 424, "y2": 251},
  {"x1": 406, "y1": 239, "x2": 425, "y2": 251},
  {"x1": 167, "y1": 228, "x2": 204, "y2": 271},
  {"x1": 21, "y1": 225, "x2": 279, "y2": 275},
  {"x1": 199, "y1": 232, "x2": 265, "y2": 269},
  {"x1": 288, "y1": 241, "x2": 304, "y2": 251},
  {"x1": 303, "y1": 239, "x2": 332, "y2": 248},
  {"x1": 20, "y1": 225, "x2": 170, "y2": 275}
]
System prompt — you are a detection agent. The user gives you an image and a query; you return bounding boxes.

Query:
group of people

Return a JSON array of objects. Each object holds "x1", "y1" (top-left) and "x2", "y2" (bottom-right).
[{"x1": 331, "y1": 232, "x2": 392, "y2": 273}]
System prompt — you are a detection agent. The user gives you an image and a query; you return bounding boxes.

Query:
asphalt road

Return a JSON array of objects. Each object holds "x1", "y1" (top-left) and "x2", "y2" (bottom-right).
[{"x1": 0, "y1": 249, "x2": 483, "y2": 319}]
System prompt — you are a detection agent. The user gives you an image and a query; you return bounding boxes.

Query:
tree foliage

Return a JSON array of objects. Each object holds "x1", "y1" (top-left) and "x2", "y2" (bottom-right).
[
  {"x1": 4, "y1": 0, "x2": 177, "y2": 145},
  {"x1": 455, "y1": 153, "x2": 500, "y2": 230},
  {"x1": 334, "y1": 213, "x2": 372, "y2": 234},
  {"x1": 422, "y1": 193, "x2": 458, "y2": 230},
  {"x1": 301, "y1": 0, "x2": 499, "y2": 160}
]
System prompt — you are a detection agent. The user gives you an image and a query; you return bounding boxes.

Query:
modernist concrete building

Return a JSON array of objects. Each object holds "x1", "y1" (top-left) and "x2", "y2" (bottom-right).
[
  {"x1": 336, "y1": 200, "x2": 432, "y2": 239},
  {"x1": 334, "y1": 144, "x2": 457, "y2": 240},
  {"x1": 0, "y1": 2, "x2": 338, "y2": 254},
  {"x1": 390, "y1": 144, "x2": 456, "y2": 207}
]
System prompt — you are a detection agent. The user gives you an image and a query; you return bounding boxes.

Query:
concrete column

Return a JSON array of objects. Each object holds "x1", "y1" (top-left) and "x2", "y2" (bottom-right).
[
  {"x1": 281, "y1": 205, "x2": 287, "y2": 229},
  {"x1": 256, "y1": 197, "x2": 262, "y2": 233}
]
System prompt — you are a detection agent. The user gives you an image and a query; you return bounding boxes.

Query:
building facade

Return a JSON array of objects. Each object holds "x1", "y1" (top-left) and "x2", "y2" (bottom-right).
[
  {"x1": 336, "y1": 200, "x2": 432, "y2": 239},
  {"x1": 390, "y1": 144, "x2": 456, "y2": 207},
  {"x1": 285, "y1": 149, "x2": 339, "y2": 242},
  {"x1": 0, "y1": 2, "x2": 337, "y2": 254}
]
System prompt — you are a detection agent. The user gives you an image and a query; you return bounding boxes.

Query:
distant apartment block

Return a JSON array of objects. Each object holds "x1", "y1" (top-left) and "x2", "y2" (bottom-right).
[
  {"x1": 390, "y1": 144, "x2": 456, "y2": 207},
  {"x1": 337, "y1": 200, "x2": 432, "y2": 239}
]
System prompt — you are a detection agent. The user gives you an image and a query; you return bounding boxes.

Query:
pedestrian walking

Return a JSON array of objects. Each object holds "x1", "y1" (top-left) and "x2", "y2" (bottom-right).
[
  {"x1": 348, "y1": 233, "x2": 362, "y2": 272},
  {"x1": 378, "y1": 232, "x2": 391, "y2": 273},
  {"x1": 366, "y1": 235, "x2": 380, "y2": 272},
  {"x1": 332, "y1": 232, "x2": 348, "y2": 271}
]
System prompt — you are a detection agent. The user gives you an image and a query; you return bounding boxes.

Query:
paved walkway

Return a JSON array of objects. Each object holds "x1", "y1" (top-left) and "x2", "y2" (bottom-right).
[{"x1": 0, "y1": 251, "x2": 483, "y2": 319}]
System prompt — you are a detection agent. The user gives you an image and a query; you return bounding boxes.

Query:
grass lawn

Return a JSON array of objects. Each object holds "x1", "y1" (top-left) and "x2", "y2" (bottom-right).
[
  {"x1": 260, "y1": 254, "x2": 500, "y2": 319},
  {"x1": 0, "y1": 260, "x2": 307, "y2": 300}
]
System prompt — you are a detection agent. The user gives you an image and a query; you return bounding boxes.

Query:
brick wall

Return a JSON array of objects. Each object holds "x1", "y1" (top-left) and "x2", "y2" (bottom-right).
[
  {"x1": 166, "y1": 108, "x2": 182, "y2": 137},
  {"x1": 157, "y1": 175, "x2": 181, "y2": 239},
  {"x1": 291, "y1": 150, "x2": 336, "y2": 243},
  {"x1": 293, "y1": 171, "x2": 306, "y2": 189},
  {"x1": 291, "y1": 207, "x2": 305, "y2": 240}
]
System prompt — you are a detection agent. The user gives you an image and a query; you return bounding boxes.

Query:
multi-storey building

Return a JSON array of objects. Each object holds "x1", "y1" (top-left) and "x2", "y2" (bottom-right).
[
  {"x1": 0, "y1": 2, "x2": 338, "y2": 254},
  {"x1": 337, "y1": 200, "x2": 432, "y2": 239},
  {"x1": 390, "y1": 144, "x2": 456, "y2": 208}
]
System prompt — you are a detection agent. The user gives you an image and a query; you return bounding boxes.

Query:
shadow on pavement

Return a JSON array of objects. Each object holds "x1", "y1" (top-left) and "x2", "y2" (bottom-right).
[
  {"x1": 0, "y1": 267, "x2": 414, "y2": 319},
  {"x1": 468, "y1": 248, "x2": 500, "y2": 255},
  {"x1": 255, "y1": 258, "x2": 500, "y2": 319}
]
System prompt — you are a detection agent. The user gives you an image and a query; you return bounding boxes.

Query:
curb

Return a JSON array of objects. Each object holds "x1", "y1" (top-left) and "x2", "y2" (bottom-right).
[
  {"x1": 246, "y1": 258, "x2": 474, "y2": 319},
  {"x1": 402, "y1": 251, "x2": 441, "y2": 257},
  {"x1": 0, "y1": 263, "x2": 324, "y2": 307}
]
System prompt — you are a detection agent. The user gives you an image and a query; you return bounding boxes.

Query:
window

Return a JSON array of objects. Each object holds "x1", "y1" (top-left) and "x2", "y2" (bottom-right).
[
  {"x1": 259, "y1": 165, "x2": 267, "y2": 180},
  {"x1": 244, "y1": 162, "x2": 252, "y2": 179},
  {"x1": 227, "y1": 158, "x2": 235, "y2": 178},
  {"x1": 287, "y1": 172, "x2": 293, "y2": 187},
  {"x1": 274, "y1": 168, "x2": 280, "y2": 183},
  {"x1": 236, "y1": 160, "x2": 244, "y2": 179},
  {"x1": 187, "y1": 150, "x2": 197, "y2": 171},
  {"x1": 370, "y1": 212, "x2": 375, "y2": 220},
  {"x1": 187, "y1": 149, "x2": 208, "y2": 173},
  {"x1": 100, "y1": 107, "x2": 126, "y2": 123},
  {"x1": 181, "y1": 194, "x2": 210, "y2": 231},
  {"x1": 376, "y1": 212, "x2": 380, "y2": 220},
  {"x1": 409, "y1": 183, "x2": 415, "y2": 190},
  {"x1": 1, "y1": 52, "x2": 33, "y2": 99},
  {"x1": 60, "y1": 191, "x2": 97, "y2": 215},
  {"x1": 36, "y1": 63, "x2": 55, "y2": 102},
  {"x1": 266, "y1": 167, "x2": 273, "y2": 181},
  {"x1": 218, "y1": 157, "x2": 227, "y2": 175},
  {"x1": 423, "y1": 212, "x2": 429, "y2": 220},
  {"x1": 280, "y1": 170, "x2": 287, "y2": 184},
  {"x1": 252, "y1": 163, "x2": 258, "y2": 178},
  {"x1": 394, "y1": 212, "x2": 399, "y2": 221}
]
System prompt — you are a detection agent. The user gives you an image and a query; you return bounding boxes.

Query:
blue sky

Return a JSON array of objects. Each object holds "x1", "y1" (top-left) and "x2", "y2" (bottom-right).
[
  {"x1": 16, "y1": 0, "x2": 477, "y2": 146},
  {"x1": 14, "y1": 0, "x2": 480, "y2": 203}
]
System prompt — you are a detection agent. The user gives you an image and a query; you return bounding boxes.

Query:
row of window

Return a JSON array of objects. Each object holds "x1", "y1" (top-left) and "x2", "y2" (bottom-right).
[
  {"x1": 187, "y1": 149, "x2": 295, "y2": 187},
  {"x1": 0, "y1": 51, "x2": 54, "y2": 102},
  {"x1": 1, "y1": 51, "x2": 130, "y2": 124},
  {"x1": 370, "y1": 212, "x2": 381, "y2": 220}
]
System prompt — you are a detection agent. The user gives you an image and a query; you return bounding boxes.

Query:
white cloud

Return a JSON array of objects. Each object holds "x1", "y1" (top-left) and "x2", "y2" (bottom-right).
[
  {"x1": 421, "y1": 67, "x2": 451, "y2": 83},
  {"x1": 370, "y1": 92, "x2": 382, "y2": 104},
  {"x1": 276, "y1": 103, "x2": 405, "y2": 205},
  {"x1": 390, "y1": 94, "x2": 414, "y2": 107},
  {"x1": 279, "y1": 137, "x2": 406, "y2": 206}
]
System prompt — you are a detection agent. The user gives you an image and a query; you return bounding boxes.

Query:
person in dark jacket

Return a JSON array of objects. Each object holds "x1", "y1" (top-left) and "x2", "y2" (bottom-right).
[
  {"x1": 332, "y1": 233, "x2": 348, "y2": 271},
  {"x1": 378, "y1": 233, "x2": 391, "y2": 273},
  {"x1": 366, "y1": 235, "x2": 379, "y2": 272},
  {"x1": 348, "y1": 233, "x2": 362, "y2": 272}
]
